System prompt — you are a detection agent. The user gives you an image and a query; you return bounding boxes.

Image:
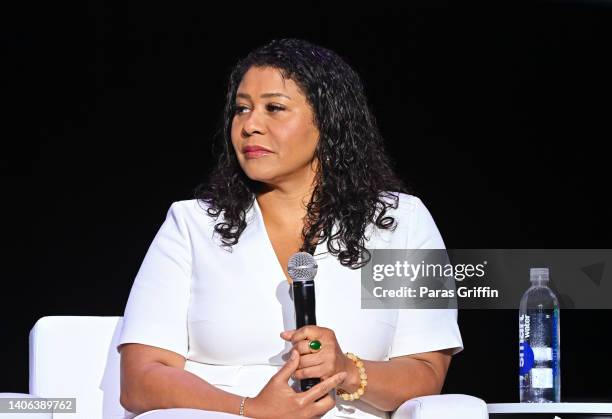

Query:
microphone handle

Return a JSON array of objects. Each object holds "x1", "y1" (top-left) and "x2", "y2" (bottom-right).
[
  {"x1": 301, "y1": 377, "x2": 321, "y2": 392},
  {"x1": 292, "y1": 280, "x2": 321, "y2": 391}
]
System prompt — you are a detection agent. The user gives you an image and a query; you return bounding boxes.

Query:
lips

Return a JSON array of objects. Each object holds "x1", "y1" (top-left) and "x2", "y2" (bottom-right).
[
  {"x1": 243, "y1": 145, "x2": 272, "y2": 153},
  {"x1": 243, "y1": 145, "x2": 273, "y2": 159}
]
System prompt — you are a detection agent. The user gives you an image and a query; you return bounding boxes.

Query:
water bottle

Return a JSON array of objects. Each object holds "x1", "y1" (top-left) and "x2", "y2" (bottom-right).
[{"x1": 519, "y1": 267, "x2": 561, "y2": 402}]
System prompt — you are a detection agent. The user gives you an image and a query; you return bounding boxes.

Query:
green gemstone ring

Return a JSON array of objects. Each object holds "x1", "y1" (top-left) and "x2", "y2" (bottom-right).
[{"x1": 309, "y1": 339, "x2": 322, "y2": 352}]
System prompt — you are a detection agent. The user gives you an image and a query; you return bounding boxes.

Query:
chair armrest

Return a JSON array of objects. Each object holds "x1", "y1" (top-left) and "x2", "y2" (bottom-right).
[{"x1": 391, "y1": 394, "x2": 488, "y2": 419}]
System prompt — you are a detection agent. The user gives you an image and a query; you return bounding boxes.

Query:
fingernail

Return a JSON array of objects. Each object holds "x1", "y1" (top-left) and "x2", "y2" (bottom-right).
[
  {"x1": 290, "y1": 350, "x2": 297, "y2": 360},
  {"x1": 339, "y1": 372, "x2": 348, "y2": 380}
]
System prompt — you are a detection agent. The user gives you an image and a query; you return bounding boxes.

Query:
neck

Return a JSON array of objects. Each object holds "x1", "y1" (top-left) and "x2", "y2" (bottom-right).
[
  {"x1": 256, "y1": 183, "x2": 315, "y2": 225},
  {"x1": 255, "y1": 159, "x2": 320, "y2": 225}
]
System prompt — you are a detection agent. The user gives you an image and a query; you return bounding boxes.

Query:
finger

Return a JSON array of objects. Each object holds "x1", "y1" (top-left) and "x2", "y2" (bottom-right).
[
  {"x1": 302, "y1": 371, "x2": 347, "y2": 404},
  {"x1": 273, "y1": 349, "x2": 300, "y2": 382},
  {"x1": 312, "y1": 393, "x2": 337, "y2": 416},
  {"x1": 289, "y1": 325, "x2": 321, "y2": 344},
  {"x1": 296, "y1": 352, "x2": 324, "y2": 369},
  {"x1": 295, "y1": 339, "x2": 323, "y2": 356},
  {"x1": 294, "y1": 364, "x2": 328, "y2": 381},
  {"x1": 279, "y1": 329, "x2": 295, "y2": 340}
]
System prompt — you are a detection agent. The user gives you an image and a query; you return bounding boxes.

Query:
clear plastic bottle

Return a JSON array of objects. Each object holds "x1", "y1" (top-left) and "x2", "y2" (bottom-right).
[{"x1": 519, "y1": 267, "x2": 561, "y2": 402}]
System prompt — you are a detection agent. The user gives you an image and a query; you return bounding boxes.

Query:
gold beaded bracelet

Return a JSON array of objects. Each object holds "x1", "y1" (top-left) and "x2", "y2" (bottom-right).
[
  {"x1": 239, "y1": 396, "x2": 249, "y2": 416},
  {"x1": 336, "y1": 352, "x2": 367, "y2": 401}
]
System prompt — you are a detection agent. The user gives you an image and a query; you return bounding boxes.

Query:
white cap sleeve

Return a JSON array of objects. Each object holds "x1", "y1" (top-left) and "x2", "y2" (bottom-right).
[
  {"x1": 116, "y1": 202, "x2": 192, "y2": 357},
  {"x1": 388, "y1": 196, "x2": 464, "y2": 358}
]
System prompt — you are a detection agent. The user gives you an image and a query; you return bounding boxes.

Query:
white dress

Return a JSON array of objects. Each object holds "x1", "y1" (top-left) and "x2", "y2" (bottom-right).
[{"x1": 117, "y1": 192, "x2": 463, "y2": 419}]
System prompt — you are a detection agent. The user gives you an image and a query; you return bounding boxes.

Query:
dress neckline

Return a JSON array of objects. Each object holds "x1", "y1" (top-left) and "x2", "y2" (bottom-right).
[{"x1": 251, "y1": 197, "x2": 325, "y2": 284}]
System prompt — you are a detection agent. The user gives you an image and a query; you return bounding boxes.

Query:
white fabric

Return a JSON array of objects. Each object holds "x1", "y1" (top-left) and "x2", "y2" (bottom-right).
[
  {"x1": 117, "y1": 192, "x2": 464, "y2": 419},
  {"x1": 391, "y1": 394, "x2": 488, "y2": 419},
  {"x1": 133, "y1": 408, "x2": 245, "y2": 418},
  {"x1": 129, "y1": 394, "x2": 490, "y2": 419}
]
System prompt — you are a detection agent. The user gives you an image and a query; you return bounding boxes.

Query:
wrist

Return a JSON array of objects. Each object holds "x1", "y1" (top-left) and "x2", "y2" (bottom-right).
[
  {"x1": 339, "y1": 354, "x2": 361, "y2": 393},
  {"x1": 337, "y1": 353, "x2": 368, "y2": 401},
  {"x1": 243, "y1": 395, "x2": 263, "y2": 418},
  {"x1": 238, "y1": 396, "x2": 249, "y2": 417}
]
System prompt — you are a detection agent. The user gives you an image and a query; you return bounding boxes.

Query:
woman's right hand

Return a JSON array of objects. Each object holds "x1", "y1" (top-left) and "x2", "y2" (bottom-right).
[{"x1": 246, "y1": 349, "x2": 347, "y2": 419}]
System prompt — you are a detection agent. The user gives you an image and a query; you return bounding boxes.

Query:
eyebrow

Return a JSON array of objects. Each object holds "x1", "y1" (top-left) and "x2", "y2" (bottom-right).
[{"x1": 236, "y1": 92, "x2": 292, "y2": 100}]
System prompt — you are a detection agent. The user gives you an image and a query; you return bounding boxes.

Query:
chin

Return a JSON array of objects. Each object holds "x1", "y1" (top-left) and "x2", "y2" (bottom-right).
[{"x1": 242, "y1": 169, "x2": 278, "y2": 184}]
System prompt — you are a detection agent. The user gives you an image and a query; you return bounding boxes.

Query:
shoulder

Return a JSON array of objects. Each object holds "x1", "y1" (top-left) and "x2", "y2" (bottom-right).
[
  {"x1": 378, "y1": 191, "x2": 428, "y2": 220},
  {"x1": 168, "y1": 198, "x2": 210, "y2": 213},
  {"x1": 162, "y1": 199, "x2": 218, "y2": 230},
  {"x1": 373, "y1": 191, "x2": 445, "y2": 249}
]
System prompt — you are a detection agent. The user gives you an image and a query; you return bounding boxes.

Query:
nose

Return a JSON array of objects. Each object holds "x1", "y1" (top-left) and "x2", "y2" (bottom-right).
[{"x1": 241, "y1": 107, "x2": 266, "y2": 137}]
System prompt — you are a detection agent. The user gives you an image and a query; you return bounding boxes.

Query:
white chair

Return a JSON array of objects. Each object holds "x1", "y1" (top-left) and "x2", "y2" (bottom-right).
[{"x1": 5, "y1": 316, "x2": 488, "y2": 419}]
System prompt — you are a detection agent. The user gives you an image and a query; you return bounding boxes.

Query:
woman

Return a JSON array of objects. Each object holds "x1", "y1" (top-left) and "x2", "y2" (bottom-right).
[{"x1": 117, "y1": 38, "x2": 463, "y2": 419}]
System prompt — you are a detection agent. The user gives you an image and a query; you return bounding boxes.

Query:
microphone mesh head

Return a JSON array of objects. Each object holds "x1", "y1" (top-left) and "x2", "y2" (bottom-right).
[{"x1": 287, "y1": 252, "x2": 318, "y2": 282}]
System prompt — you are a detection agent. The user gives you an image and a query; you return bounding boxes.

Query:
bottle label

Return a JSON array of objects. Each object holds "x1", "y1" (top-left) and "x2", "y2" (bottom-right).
[
  {"x1": 519, "y1": 340, "x2": 534, "y2": 375},
  {"x1": 531, "y1": 367, "x2": 553, "y2": 388},
  {"x1": 532, "y1": 346, "x2": 552, "y2": 361}
]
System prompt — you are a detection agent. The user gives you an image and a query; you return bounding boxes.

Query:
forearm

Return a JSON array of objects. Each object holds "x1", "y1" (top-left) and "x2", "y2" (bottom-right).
[
  {"x1": 338, "y1": 357, "x2": 443, "y2": 412},
  {"x1": 122, "y1": 363, "x2": 245, "y2": 415}
]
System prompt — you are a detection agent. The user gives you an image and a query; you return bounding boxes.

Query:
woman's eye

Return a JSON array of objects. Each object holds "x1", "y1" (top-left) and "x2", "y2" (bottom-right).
[
  {"x1": 266, "y1": 104, "x2": 285, "y2": 112},
  {"x1": 233, "y1": 104, "x2": 284, "y2": 114},
  {"x1": 233, "y1": 105, "x2": 248, "y2": 114}
]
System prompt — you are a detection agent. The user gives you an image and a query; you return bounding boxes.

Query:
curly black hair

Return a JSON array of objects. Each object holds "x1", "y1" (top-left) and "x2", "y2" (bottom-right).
[{"x1": 194, "y1": 38, "x2": 411, "y2": 269}]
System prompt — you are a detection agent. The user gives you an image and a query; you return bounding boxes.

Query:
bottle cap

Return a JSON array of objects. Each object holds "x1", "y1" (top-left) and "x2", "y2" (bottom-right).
[{"x1": 530, "y1": 267, "x2": 549, "y2": 283}]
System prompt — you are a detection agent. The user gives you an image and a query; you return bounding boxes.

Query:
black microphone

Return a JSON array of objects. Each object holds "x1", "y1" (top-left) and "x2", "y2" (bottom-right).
[{"x1": 287, "y1": 251, "x2": 320, "y2": 392}]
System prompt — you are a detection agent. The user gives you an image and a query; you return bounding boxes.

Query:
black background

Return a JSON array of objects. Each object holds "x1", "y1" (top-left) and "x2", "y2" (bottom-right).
[{"x1": 2, "y1": 0, "x2": 611, "y2": 405}]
